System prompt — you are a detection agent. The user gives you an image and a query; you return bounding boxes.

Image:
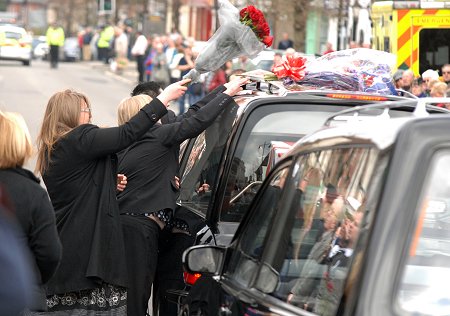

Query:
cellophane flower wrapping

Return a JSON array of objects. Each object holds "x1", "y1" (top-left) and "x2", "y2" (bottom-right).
[
  {"x1": 295, "y1": 48, "x2": 397, "y2": 95},
  {"x1": 184, "y1": 0, "x2": 265, "y2": 82}
]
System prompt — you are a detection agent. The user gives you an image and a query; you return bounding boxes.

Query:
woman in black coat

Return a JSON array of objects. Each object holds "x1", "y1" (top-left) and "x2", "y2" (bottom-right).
[
  {"x1": 0, "y1": 111, "x2": 61, "y2": 313},
  {"x1": 35, "y1": 79, "x2": 189, "y2": 314},
  {"x1": 116, "y1": 76, "x2": 247, "y2": 316}
]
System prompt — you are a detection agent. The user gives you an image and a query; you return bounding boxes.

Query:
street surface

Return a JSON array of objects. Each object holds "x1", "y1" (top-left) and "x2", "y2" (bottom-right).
[{"x1": 0, "y1": 58, "x2": 137, "y2": 172}]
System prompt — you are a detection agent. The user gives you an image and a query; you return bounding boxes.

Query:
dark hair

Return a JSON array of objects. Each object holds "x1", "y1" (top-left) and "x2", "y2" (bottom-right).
[{"x1": 131, "y1": 81, "x2": 162, "y2": 98}]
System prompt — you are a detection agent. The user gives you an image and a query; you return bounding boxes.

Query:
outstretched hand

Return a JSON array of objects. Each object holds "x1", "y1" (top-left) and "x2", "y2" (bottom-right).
[
  {"x1": 223, "y1": 76, "x2": 249, "y2": 97},
  {"x1": 157, "y1": 79, "x2": 191, "y2": 106}
]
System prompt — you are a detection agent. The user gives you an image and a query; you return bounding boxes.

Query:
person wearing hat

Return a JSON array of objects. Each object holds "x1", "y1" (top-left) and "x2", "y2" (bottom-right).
[{"x1": 393, "y1": 70, "x2": 404, "y2": 89}]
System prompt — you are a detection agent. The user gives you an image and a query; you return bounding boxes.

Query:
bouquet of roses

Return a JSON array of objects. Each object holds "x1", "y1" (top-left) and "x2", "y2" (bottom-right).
[{"x1": 184, "y1": 0, "x2": 273, "y2": 82}]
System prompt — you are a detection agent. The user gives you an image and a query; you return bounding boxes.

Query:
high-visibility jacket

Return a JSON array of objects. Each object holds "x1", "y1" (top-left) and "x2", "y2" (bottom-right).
[
  {"x1": 97, "y1": 26, "x2": 114, "y2": 48},
  {"x1": 46, "y1": 26, "x2": 65, "y2": 47}
]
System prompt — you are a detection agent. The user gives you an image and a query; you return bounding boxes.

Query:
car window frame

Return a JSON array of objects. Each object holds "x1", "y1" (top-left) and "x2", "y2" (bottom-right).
[
  {"x1": 394, "y1": 148, "x2": 450, "y2": 316},
  {"x1": 213, "y1": 101, "x2": 365, "y2": 228},
  {"x1": 222, "y1": 160, "x2": 294, "y2": 290}
]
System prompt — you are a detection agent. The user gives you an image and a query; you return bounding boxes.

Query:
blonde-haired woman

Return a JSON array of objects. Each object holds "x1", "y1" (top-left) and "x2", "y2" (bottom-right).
[
  {"x1": 35, "y1": 80, "x2": 188, "y2": 314},
  {"x1": 0, "y1": 111, "x2": 61, "y2": 313},
  {"x1": 116, "y1": 76, "x2": 248, "y2": 316}
]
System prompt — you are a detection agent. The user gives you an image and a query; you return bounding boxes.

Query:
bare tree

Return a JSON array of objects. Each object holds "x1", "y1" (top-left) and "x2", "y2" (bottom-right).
[
  {"x1": 171, "y1": 0, "x2": 181, "y2": 33},
  {"x1": 293, "y1": 0, "x2": 309, "y2": 51}
]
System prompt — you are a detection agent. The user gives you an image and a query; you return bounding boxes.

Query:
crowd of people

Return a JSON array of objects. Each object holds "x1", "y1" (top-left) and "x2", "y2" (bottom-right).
[
  {"x1": 393, "y1": 64, "x2": 450, "y2": 107},
  {"x1": 0, "y1": 64, "x2": 248, "y2": 316}
]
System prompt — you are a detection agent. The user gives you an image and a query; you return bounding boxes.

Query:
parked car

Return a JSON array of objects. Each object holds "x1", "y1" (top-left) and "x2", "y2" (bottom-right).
[
  {"x1": 181, "y1": 98, "x2": 450, "y2": 316},
  {"x1": 0, "y1": 24, "x2": 32, "y2": 66},
  {"x1": 250, "y1": 49, "x2": 316, "y2": 71},
  {"x1": 31, "y1": 35, "x2": 48, "y2": 60},
  {"x1": 60, "y1": 37, "x2": 80, "y2": 62},
  {"x1": 156, "y1": 82, "x2": 446, "y2": 314}
]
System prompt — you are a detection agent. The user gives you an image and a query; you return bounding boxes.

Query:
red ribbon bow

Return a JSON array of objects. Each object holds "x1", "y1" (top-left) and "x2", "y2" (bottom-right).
[{"x1": 272, "y1": 54, "x2": 307, "y2": 81}]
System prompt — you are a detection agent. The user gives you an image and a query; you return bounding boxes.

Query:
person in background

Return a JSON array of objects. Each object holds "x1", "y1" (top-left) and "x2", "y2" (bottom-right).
[
  {"x1": 46, "y1": 21, "x2": 65, "y2": 69},
  {"x1": 150, "y1": 42, "x2": 170, "y2": 88},
  {"x1": 232, "y1": 55, "x2": 255, "y2": 72},
  {"x1": 77, "y1": 30, "x2": 84, "y2": 61},
  {"x1": 89, "y1": 27, "x2": 100, "y2": 61},
  {"x1": 116, "y1": 76, "x2": 248, "y2": 316},
  {"x1": 165, "y1": 37, "x2": 179, "y2": 84},
  {"x1": 131, "y1": 81, "x2": 163, "y2": 99},
  {"x1": 114, "y1": 26, "x2": 129, "y2": 74},
  {"x1": 35, "y1": 80, "x2": 188, "y2": 314},
  {"x1": 430, "y1": 81, "x2": 448, "y2": 99},
  {"x1": 82, "y1": 27, "x2": 93, "y2": 61},
  {"x1": 131, "y1": 31, "x2": 148, "y2": 83},
  {"x1": 441, "y1": 64, "x2": 450, "y2": 86},
  {"x1": 206, "y1": 65, "x2": 227, "y2": 93},
  {"x1": 125, "y1": 25, "x2": 134, "y2": 61},
  {"x1": 422, "y1": 69, "x2": 440, "y2": 96},
  {"x1": 97, "y1": 23, "x2": 114, "y2": 64},
  {"x1": 0, "y1": 196, "x2": 34, "y2": 316},
  {"x1": 322, "y1": 42, "x2": 335, "y2": 55},
  {"x1": 228, "y1": 68, "x2": 245, "y2": 82},
  {"x1": 176, "y1": 46, "x2": 195, "y2": 113},
  {"x1": 285, "y1": 47, "x2": 296, "y2": 58},
  {"x1": 411, "y1": 79, "x2": 427, "y2": 98},
  {"x1": 393, "y1": 70, "x2": 404, "y2": 89},
  {"x1": 0, "y1": 111, "x2": 61, "y2": 313},
  {"x1": 278, "y1": 32, "x2": 294, "y2": 50},
  {"x1": 401, "y1": 70, "x2": 415, "y2": 92}
]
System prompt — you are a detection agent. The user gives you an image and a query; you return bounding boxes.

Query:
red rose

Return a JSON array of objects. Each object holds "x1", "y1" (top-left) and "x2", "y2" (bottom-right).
[
  {"x1": 249, "y1": 9, "x2": 263, "y2": 24},
  {"x1": 239, "y1": 4, "x2": 272, "y2": 46},
  {"x1": 259, "y1": 22, "x2": 270, "y2": 37},
  {"x1": 262, "y1": 36, "x2": 273, "y2": 47}
]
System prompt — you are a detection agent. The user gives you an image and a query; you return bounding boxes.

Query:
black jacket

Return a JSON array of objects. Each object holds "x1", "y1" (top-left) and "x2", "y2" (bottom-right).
[
  {"x1": 117, "y1": 86, "x2": 234, "y2": 214},
  {"x1": 0, "y1": 167, "x2": 61, "y2": 311},
  {"x1": 42, "y1": 98, "x2": 167, "y2": 294}
]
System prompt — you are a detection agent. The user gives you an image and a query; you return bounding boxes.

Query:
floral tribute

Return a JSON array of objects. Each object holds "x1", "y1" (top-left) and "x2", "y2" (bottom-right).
[
  {"x1": 270, "y1": 48, "x2": 398, "y2": 95},
  {"x1": 239, "y1": 6, "x2": 273, "y2": 47},
  {"x1": 183, "y1": 0, "x2": 270, "y2": 83},
  {"x1": 271, "y1": 53, "x2": 307, "y2": 81}
]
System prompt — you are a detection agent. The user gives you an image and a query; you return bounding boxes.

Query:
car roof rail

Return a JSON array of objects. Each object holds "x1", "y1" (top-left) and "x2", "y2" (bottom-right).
[
  {"x1": 323, "y1": 98, "x2": 450, "y2": 126},
  {"x1": 395, "y1": 89, "x2": 418, "y2": 99},
  {"x1": 240, "y1": 79, "x2": 288, "y2": 96}
]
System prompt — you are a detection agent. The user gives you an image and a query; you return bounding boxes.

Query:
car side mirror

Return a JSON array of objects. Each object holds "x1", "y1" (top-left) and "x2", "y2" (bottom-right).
[
  {"x1": 182, "y1": 245, "x2": 226, "y2": 275},
  {"x1": 254, "y1": 262, "x2": 280, "y2": 294}
]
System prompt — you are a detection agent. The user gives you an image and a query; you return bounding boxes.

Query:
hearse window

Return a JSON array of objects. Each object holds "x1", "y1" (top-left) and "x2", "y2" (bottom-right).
[
  {"x1": 178, "y1": 103, "x2": 238, "y2": 215},
  {"x1": 397, "y1": 151, "x2": 450, "y2": 315},
  {"x1": 226, "y1": 166, "x2": 290, "y2": 288},
  {"x1": 221, "y1": 106, "x2": 338, "y2": 222},
  {"x1": 272, "y1": 147, "x2": 378, "y2": 316}
]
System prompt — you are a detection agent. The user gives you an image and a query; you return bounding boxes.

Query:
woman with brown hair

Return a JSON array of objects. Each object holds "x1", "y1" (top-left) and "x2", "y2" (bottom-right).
[
  {"x1": 0, "y1": 111, "x2": 61, "y2": 314},
  {"x1": 35, "y1": 79, "x2": 189, "y2": 314}
]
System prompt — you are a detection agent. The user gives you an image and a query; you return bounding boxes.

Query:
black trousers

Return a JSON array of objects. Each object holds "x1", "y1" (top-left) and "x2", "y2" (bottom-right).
[
  {"x1": 153, "y1": 230, "x2": 195, "y2": 315},
  {"x1": 120, "y1": 215, "x2": 160, "y2": 316},
  {"x1": 49, "y1": 45, "x2": 59, "y2": 68},
  {"x1": 136, "y1": 54, "x2": 145, "y2": 83}
]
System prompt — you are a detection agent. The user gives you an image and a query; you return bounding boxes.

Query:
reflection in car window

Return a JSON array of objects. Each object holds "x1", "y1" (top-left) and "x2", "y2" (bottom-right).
[
  {"x1": 221, "y1": 107, "x2": 338, "y2": 222},
  {"x1": 226, "y1": 166, "x2": 290, "y2": 288},
  {"x1": 268, "y1": 147, "x2": 378, "y2": 316},
  {"x1": 397, "y1": 151, "x2": 450, "y2": 315},
  {"x1": 178, "y1": 104, "x2": 238, "y2": 215}
]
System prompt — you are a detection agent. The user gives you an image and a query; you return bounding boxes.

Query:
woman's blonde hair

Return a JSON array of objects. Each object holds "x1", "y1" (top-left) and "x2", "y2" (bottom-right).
[
  {"x1": 430, "y1": 82, "x2": 448, "y2": 97},
  {"x1": 36, "y1": 89, "x2": 91, "y2": 174},
  {"x1": 117, "y1": 94, "x2": 152, "y2": 125},
  {"x1": 0, "y1": 111, "x2": 33, "y2": 168}
]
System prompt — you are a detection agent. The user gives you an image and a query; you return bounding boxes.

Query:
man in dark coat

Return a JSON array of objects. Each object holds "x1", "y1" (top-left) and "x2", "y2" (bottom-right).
[{"x1": 278, "y1": 32, "x2": 294, "y2": 50}]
